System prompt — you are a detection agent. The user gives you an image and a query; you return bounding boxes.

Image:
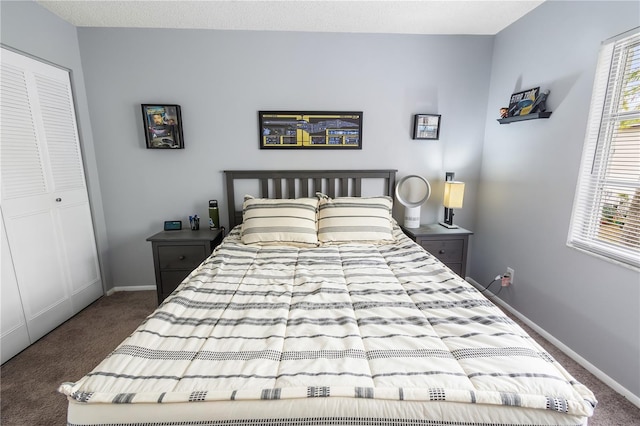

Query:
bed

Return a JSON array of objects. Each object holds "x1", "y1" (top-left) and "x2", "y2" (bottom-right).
[{"x1": 59, "y1": 169, "x2": 596, "y2": 425}]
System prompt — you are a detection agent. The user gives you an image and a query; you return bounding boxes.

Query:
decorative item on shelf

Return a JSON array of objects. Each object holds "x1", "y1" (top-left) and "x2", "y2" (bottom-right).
[
  {"x1": 258, "y1": 111, "x2": 362, "y2": 149},
  {"x1": 141, "y1": 104, "x2": 184, "y2": 149},
  {"x1": 439, "y1": 172, "x2": 465, "y2": 229},
  {"x1": 412, "y1": 114, "x2": 441, "y2": 140},
  {"x1": 500, "y1": 107, "x2": 509, "y2": 118},
  {"x1": 395, "y1": 175, "x2": 431, "y2": 228},
  {"x1": 498, "y1": 88, "x2": 552, "y2": 124},
  {"x1": 529, "y1": 90, "x2": 549, "y2": 113},
  {"x1": 508, "y1": 87, "x2": 540, "y2": 117}
]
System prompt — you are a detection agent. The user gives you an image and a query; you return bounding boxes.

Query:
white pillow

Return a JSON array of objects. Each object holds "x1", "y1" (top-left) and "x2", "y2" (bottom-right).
[
  {"x1": 317, "y1": 195, "x2": 394, "y2": 242},
  {"x1": 241, "y1": 197, "x2": 319, "y2": 245}
]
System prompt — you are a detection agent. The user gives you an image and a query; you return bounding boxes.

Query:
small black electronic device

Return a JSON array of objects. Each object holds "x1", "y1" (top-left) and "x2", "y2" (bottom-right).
[{"x1": 164, "y1": 220, "x2": 182, "y2": 231}]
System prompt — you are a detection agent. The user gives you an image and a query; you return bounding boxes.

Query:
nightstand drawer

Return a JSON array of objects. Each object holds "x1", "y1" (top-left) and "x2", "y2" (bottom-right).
[
  {"x1": 158, "y1": 245, "x2": 206, "y2": 270},
  {"x1": 148, "y1": 229, "x2": 225, "y2": 305},
  {"x1": 401, "y1": 225, "x2": 472, "y2": 278},
  {"x1": 420, "y1": 239, "x2": 464, "y2": 263},
  {"x1": 159, "y1": 270, "x2": 191, "y2": 295},
  {"x1": 445, "y1": 263, "x2": 463, "y2": 276}
]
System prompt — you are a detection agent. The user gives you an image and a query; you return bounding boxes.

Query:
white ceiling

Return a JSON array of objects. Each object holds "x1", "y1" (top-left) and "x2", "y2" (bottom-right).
[{"x1": 36, "y1": 0, "x2": 546, "y2": 35}]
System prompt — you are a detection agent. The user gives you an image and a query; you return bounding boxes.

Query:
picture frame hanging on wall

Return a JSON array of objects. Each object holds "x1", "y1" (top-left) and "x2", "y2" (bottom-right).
[
  {"x1": 259, "y1": 111, "x2": 363, "y2": 149},
  {"x1": 413, "y1": 114, "x2": 441, "y2": 140},
  {"x1": 141, "y1": 104, "x2": 184, "y2": 149}
]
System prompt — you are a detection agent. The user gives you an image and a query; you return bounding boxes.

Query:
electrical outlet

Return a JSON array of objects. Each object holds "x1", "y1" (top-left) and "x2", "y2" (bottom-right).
[{"x1": 506, "y1": 267, "x2": 515, "y2": 286}]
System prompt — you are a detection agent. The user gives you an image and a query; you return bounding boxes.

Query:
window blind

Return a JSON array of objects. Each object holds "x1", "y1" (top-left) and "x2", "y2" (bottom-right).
[{"x1": 568, "y1": 28, "x2": 640, "y2": 270}]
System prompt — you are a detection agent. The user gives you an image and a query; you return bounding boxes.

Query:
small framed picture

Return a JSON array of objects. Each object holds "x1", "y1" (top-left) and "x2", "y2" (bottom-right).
[
  {"x1": 413, "y1": 114, "x2": 441, "y2": 140},
  {"x1": 141, "y1": 104, "x2": 184, "y2": 149}
]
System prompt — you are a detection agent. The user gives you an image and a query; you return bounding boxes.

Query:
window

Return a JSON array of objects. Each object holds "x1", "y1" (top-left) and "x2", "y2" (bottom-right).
[{"x1": 568, "y1": 28, "x2": 640, "y2": 270}]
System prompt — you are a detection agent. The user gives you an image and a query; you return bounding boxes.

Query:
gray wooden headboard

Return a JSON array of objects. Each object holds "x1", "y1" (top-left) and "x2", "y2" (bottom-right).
[{"x1": 224, "y1": 170, "x2": 397, "y2": 229}]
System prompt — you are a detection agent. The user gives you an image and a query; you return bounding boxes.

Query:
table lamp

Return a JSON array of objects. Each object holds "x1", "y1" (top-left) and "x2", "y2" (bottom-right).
[{"x1": 439, "y1": 172, "x2": 465, "y2": 229}]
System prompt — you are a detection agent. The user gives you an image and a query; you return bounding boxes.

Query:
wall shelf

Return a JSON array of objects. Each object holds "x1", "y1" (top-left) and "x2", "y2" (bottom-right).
[{"x1": 497, "y1": 111, "x2": 552, "y2": 124}]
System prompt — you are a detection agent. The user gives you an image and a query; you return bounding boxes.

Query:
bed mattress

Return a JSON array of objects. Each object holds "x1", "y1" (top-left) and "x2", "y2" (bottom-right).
[{"x1": 60, "y1": 225, "x2": 596, "y2": 425}]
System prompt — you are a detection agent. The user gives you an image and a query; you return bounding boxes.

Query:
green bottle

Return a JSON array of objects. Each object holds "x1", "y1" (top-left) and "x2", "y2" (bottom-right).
[{"x1": 208, "y1": 200, "x2": 219, "y2": 230}]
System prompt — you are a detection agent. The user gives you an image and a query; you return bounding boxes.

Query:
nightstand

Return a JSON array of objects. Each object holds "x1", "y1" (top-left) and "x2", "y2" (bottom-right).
[
  {"x1": 401, "y1": 224, "x2": 473, "y2": 277},
  {"x1": 147, "y1": 228, "x2": 224, "y2": 304}
]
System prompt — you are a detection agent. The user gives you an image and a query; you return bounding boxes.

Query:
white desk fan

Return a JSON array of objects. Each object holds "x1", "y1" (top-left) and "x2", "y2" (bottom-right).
[{"x1": 395, "y1": 175, "x2": 431, "y2": 228}]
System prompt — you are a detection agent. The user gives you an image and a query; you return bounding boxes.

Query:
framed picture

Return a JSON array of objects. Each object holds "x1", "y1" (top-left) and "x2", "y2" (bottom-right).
[
  {"x1": 507, "y1": 87, "x2": 539, "y2": 117},
  {"x1": 413, "y1": 114, "x2": 441, "y2": 140},
  {"x1": 259, "y1": 111, "x2": 362, "y2": 149},
  {"x1": 141, "y1": 104, "x2": 184, "y2": 149}
]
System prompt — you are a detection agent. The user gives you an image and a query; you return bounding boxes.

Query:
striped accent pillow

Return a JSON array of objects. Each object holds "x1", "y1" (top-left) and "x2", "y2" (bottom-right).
[
  {"x1": 317, "y1": 195, "x2": 394, "y2": 242},
  {"x1": 241, "y1": 197, "x2": 319, "y2": 245}
]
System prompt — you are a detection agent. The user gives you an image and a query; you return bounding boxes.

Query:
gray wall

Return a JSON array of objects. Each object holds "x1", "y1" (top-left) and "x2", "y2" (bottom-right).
[
  {"x1": 0, "y1": 1, "x2": 112, "y2": 290},
  {"x1": 475, "y1": 0, "x2": 640, "y2": 397},
  {"x1": 75, "y1": 28, "x2": 492, "y2": 289}
]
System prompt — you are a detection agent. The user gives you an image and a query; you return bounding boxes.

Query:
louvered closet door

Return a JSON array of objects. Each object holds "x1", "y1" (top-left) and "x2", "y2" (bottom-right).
[
  {"x1": 1, "y1": 48, "x2": 102, "y2": 348},
  {"x1": 1, "y1": 209, "x2": 30, "y2": 363}
]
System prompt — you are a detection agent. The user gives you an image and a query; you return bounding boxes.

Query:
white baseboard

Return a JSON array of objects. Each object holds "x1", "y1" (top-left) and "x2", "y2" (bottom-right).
[
  {"x1": 467, "y1": 277, "x2": 640, "y2": 409},
  {"x1": 105, "y1": 285, "x2": 156, "y2": 296}
]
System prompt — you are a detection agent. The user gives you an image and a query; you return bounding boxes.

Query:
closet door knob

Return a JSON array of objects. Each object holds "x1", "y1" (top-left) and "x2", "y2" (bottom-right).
[
  {"x1": 178, "y1": 255, "x2": 186, "y2": 260},
  {"x1": 55, "y1": 198, "x2": 62, "y2": 202}
]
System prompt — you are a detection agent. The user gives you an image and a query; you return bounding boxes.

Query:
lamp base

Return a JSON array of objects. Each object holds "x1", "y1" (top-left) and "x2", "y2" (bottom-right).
[{"x1": 439, "y1": 221, "x2": 459, "y2": 229}]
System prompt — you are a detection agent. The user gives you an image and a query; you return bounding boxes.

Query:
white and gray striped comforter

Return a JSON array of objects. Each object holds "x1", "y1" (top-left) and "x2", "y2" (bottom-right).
[{"x1": 60, "y1": 224, "x2": 596, "y2": 421}]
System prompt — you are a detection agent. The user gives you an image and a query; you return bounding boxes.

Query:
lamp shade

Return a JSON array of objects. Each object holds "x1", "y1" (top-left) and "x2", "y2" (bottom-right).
[{"x1": 443, "y1": 181, "x2": 465, "y2": 209}]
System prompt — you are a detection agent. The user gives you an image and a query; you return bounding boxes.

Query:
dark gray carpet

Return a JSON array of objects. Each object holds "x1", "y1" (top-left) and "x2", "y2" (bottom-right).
[
  {"x1": 1, "y1": 290, "x2": 638, "y2": 425},
  {"x1": 1, "y1": 291, "x2": 157, "y2": 425}
]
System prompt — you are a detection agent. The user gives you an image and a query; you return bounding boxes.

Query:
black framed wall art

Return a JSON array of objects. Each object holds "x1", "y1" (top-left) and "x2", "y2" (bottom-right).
[
  {"x1": 141, "y1": 104, "x2": 184, "y2": 149},
  {"x1": 259, "y1": 111, "x2": 362, "y2": 149},
  {"x1": 413, "y1": 114, "x2": 441, "y2": 140}
]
